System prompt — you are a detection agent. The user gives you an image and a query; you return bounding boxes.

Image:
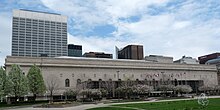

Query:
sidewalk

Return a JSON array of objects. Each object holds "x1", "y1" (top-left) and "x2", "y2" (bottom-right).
[{"x1": 7, "y1": 96, "x2": 220, "y2": 110}]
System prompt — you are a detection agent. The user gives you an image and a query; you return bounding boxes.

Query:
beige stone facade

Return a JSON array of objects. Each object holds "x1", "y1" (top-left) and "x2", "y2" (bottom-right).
[{"x1": 5, "y1": 56, "x2": 218, "y2": 93}]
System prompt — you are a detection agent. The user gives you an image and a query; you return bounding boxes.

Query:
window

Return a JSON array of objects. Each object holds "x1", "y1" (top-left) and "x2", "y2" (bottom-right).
[
  {"x1": 72, "y1": 73, "x2": 74, "y2": 77},
  {"x1": 65, "y1": 79, "x2": 70, "y2": 87},
  {"x1": 94, "y1": 74, "x2": 96, "y2": 78}
]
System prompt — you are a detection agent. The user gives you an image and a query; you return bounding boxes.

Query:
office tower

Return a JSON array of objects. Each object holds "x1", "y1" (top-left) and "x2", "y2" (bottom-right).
[
  {"x1": 68, "y1": 44, "x2": 82, "y2": 57},
  {"x1": 12, "y1": 9, "x2": 67, "y2": 57},
  {"x1": 83, "y1": 52, "x2": 113, "y2": 59},
  {"x1": 118, "y1": 45, "x2": 143, "y2": 60}
]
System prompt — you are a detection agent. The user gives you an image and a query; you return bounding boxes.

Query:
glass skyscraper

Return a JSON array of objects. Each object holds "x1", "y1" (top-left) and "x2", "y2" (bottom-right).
[
  {"x1": 12, "y1": 9, "x2": 68, "y2": 57},
  {"x1": 68, "y1": 44, "x2": 82, "y2": 57}
]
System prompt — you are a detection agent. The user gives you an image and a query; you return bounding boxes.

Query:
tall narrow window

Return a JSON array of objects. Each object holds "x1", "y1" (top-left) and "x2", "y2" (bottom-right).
[{"x1": 65, "y1": 79, "x2": 70, "y2": 87}]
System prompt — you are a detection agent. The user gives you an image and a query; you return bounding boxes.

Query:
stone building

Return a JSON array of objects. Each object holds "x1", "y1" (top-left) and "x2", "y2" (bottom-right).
[{"x1": 5, "y1": 56, "x2": 218, "y2": 95}]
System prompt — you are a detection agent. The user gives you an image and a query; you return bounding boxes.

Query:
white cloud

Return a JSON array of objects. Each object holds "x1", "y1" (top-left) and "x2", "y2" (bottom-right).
[
  {"x1": 41, "y1": 0, "x2": 170, "y2": 30},
  {"x1": 41, "y1": 0, "x2": 220, "y2": 60},
  {"x1": 173, "y1": 21, "x2": 191, "y2": 29},
  {"x1": 67, "y1": 33, "x2": 130, "y2": 58},
  {"x1": 0, "y1": 12, "x2": 12, "y2": 66},
  {"x1": 1, "y1": 0, "x2": 220, "y2": 66}
]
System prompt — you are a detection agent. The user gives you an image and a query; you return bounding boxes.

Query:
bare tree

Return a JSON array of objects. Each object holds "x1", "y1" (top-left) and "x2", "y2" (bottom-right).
[
  {"x1": 46, "y1": 75, "x2": 60, "y2": 103},
  {"x1": 101, "y1": 78, "x2": 114, "y2": 98}
]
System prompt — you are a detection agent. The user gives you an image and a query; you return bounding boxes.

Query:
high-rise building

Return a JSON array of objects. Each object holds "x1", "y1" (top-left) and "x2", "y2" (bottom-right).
[
  {"x1": 83, "y1": 52, "x2": 113, "y2": 59},
  {"x1": 118, "y1": 45, "x2": 143, "y2": 60},
  {"x1": 198, "y1": 53, "x2": 220, "y2": 64},
  {"x1": 68, "y1": 44, "x2": 82, "y2": 57},
  {"x1": 12, "y1": 9, "x2": 68, "y2": 57}
]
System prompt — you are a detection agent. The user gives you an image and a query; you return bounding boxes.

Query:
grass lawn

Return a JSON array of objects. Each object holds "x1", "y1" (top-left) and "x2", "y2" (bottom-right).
[
  {"x1": 0, "y1": 100, "x2": 48, "y2": 108},
  {"x1": 88, "y1": 98, "x2": 220, "y2": 110}
]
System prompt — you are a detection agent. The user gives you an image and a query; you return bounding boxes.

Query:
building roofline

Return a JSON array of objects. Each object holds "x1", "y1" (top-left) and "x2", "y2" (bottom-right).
[
  {"x1": 5, "y1": 56, "x2": 217, "y2": 72},
  {"x1": 6, "y1": 56, "x2": 210, "y2": 66},
  {"x1": 198, "y1": 52, "x2": 220, "y2": 59},
  {"x1": 19, "y1": 9, "x2": 61, "y2": 15}
]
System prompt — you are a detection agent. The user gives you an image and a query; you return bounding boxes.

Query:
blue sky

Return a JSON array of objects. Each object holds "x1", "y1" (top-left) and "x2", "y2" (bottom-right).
[{"x1": 1, "y1": 0, "x2": 220, "y2": 65}]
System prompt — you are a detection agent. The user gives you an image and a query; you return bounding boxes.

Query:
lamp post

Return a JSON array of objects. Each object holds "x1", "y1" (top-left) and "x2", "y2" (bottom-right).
[
  {"x1": 45, "y1": 91, "x2": 48, "y2": 101},
  {"x1": 184, "y1": 72, "x2": 187, "y2": 85},
  {"x1": 61, "y1": 94, "x2": 63, "y2": 101},
  {"x1": 161, "y1": 72, "x2": 165, "y2": 85},
  {"x1": 6, "y1": 95, "x2": 8, "y2": 104},
  {"x1": 117, "y1": 71, "x2": 120, "y2": 101}
]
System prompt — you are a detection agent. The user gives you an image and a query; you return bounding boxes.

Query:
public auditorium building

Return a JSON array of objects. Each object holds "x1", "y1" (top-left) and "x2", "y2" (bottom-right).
[{"x1": 5, "y1": 56, "x2": 218, "y2": 95}]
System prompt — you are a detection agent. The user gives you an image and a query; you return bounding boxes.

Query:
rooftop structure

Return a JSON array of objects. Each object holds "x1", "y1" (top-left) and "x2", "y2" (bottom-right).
[
  {"x1": 83, "y1": 52, "x2": 113, "y2": 59},
  {"x1": 174, "y1": 56, "x2": 199, "y2": 64},
  {"x1": 145, "y1": 55, "x2": 173, "y2": 63}
]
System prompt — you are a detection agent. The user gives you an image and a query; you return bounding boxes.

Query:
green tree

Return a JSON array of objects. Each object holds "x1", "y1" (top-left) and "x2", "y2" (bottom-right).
[
  {"x1": 63, "y1": 89, "x2": 77, "y2": 101},
  {"x1": 27, "y1": 64, "x2": 46, "y2": 101},
  {"x1": 6, "y1": 64, "x2": 28, "y2": 102},
  {"x1": 175, "y1": 85, "x2": 192, "y2": 96},
  {"x1": 0, "y1": 66, "x2": 6, "y2": 101}
]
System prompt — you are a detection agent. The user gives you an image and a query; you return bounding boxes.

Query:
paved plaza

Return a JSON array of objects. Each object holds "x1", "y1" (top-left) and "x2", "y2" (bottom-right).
[{"x1": 5, "y1": 96, "x2": 220, "y2": 110}]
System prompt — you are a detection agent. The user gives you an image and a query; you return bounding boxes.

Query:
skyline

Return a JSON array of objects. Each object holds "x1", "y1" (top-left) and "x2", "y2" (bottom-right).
[{"x1": 1, "y1": 0, "x2": 220, "y2": 65}]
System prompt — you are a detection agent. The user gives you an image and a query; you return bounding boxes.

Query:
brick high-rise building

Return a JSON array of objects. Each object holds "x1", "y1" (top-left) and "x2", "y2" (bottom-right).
[
  {"x1": 83, "y1": 52, "x2": 112, "y2": 59},
  {"x1": 118, "y1": 45, "x2": 143, "y2": 60},
  {"x1": 198, "y1": 53, "x2": 220, "y2": 64},
  {"x1": 12, "y1": 9, "x2": 67, "y2": 57}
]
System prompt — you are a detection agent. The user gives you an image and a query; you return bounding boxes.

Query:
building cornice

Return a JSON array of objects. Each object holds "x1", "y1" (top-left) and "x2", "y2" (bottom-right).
[{"x1": 5, "y1": 56, "x2": 217, "y2": 72}]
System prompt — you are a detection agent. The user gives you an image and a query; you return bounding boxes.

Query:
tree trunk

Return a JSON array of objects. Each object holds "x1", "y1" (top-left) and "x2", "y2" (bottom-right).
[
  {"x1": 33, "y1": 94, "x2": 37, "y2": 102},
  {"x1": 49, "y1": 91, "x2": 53, "y2": 103},
  {"x1": 15, "y1": 96, "x2": 19, "y2": 103}
]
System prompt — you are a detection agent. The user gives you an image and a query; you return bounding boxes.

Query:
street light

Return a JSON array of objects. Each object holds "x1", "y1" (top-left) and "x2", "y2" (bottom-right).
[
  {"x1": 61, "y1": 94, "x2": 63, "y2": 101},
  {"x1": 45, "y1": 91, "x2": 48, "y2": 100},
  {"x1": 117, "y1": 71, "x2": 120, "y2": 81},
  {"x1": 117, "y1": 71, "x2": 120, "y2": 101},
  {"x1": 184, "y1": 72, "x2": 187, "y2": 85},
  {"x1": 5, "y1": 95, "x2": 8, "y2": 103},
  {"x1": 161, "y1": 72, "x2": 165, "y2": 85}
]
